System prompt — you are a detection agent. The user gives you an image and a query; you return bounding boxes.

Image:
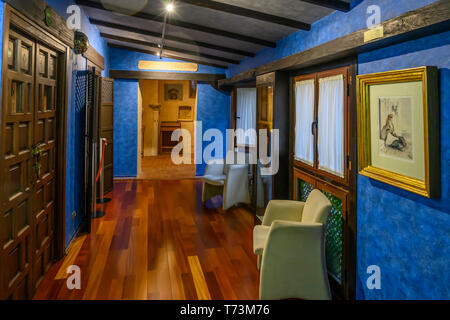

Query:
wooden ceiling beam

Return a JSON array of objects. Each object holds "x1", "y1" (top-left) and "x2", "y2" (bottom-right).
[
  {"x1": 108, "y1": 43, "x2": 228, "y2": 69},
  {"x1": 101, "y1": 33, "x2": 239, "y2": 64},
  {"x1": 176, "y1": 0, "x2": 311, "y2": 30},
  {"x1": 91, "y1": 18, "x2": 254, "y2": 57},
  {"x1": 299, "y1": 0, "x2": 351, "y2": 12},
  {"x1": 109, "y1": 70, "x2": 226, "y2": 81},
  {"x1": 219, "y1": 0, "x2": 450, "y2": 87},
  {"x1": 75, "y1": 0, "x2": 275, "y2": 47}
]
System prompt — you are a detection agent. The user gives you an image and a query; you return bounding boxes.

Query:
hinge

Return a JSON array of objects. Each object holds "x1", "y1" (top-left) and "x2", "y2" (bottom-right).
[
  {"x1": 347, "y1": 155, "x2": 351, "y2": 170},
  {"x1": 347, "y1": 83, "x2": 350, "y2": 96}
]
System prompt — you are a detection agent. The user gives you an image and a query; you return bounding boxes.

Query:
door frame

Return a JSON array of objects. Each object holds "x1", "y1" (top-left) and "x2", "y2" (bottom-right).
[
  {"x1": 288, "y1": 57, "x2": 358, "y2": 300},
  {"x1": 1, "y1": 4, "x2": 69, "y2": 262}
]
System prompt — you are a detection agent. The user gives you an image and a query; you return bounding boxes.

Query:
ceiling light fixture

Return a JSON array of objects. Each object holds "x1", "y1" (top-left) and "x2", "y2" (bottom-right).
[
  {"x1": 159, "y1": 2, "x2": 174, "y2": 59},
  {"x1": 166, "y1": 3, "x2": 174, "y2": 12}
]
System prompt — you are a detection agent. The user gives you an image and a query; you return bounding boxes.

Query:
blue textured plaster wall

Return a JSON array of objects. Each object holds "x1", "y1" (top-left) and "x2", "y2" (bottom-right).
[
  {"x1": 356, "y1": 30, "x2": 450, "y2": 300},
  {"x1": 113, "y1": 79, "x2": 138, "y2": 177},
  {"x1": 195, "y1": 83, "x2": 231, "y2": 176}
]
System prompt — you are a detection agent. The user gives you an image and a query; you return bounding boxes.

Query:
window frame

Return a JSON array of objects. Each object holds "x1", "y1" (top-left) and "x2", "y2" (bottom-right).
[
  {"x1": 293, "y1": 66, "x2": 350, "y2": 187},
  {"x1": 231, "y1": 85, "x2": 258, "y2": 149}
]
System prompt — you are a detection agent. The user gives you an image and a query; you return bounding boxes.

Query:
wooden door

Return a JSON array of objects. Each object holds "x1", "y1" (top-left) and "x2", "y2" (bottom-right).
[
  {"x1": 100, "y1": 78, "x2": 114, "y2": 194},
  {"x1": 0, "y1": 31, "x2": 59, "y2": 299},
  {"x1": 0, "y1": 29, "x2": 36, "y2": 300},
  {"x1": 32, "y1": 43, "x2": 58, "y2": 291}
]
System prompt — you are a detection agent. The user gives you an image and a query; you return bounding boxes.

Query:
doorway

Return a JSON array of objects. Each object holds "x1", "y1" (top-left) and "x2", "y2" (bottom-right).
[
  {"x1": 137, "y1": 79, "x2": 197, "y2": 180},
  {"x1": 0, "y1": 6, "x2": 69, "y2": 299}
]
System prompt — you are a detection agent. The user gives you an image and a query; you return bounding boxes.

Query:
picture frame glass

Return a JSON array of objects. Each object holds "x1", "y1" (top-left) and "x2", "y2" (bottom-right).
[{"x1": 369, "y1": 81, "x2": 425, "y2": 181}]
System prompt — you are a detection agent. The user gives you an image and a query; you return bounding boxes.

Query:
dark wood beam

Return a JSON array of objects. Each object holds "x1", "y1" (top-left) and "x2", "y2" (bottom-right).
[
  {"x1": 109, "y1": 70, "x2": 226, "y2": 81},
  {"x1": 90, "y1": 18, "x2": 254, "y2": 57},
  {"x1": 219, "y1": 0, "x2": 450, "y2": 87},
  {"x1": 176, "y1": 0, "x2": 311, "y2": 30},
  {"x1": 75, "y1": 0, "x2": 275, "y2": 48},
  {"x1": 101, "y1": 33, "x2": 239, "y2": 64},
  {"x1": 108, "y1": 43, "x2": 228, "y2": 69},
  {"x1": 299, "y1": 0, "x2": 351, "y2": 12},
  {"x1": 83, "y1": 45, "x2": 104, "y2": 70}
]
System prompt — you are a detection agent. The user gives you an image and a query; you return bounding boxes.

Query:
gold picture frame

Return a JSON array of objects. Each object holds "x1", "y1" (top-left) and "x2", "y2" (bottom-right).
[{"x1": 357, "y1": 66, "x2": 440, "y2": 198}]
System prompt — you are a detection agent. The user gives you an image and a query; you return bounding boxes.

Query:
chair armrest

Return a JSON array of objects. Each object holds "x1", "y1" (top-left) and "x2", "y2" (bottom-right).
[
  {"x1": 204, "y1": 161, "x2": 224, "y2": 176},
  {"x1": 260, "y1": 220, "x2": 330, "y2": 300},
  {"x1": 262, "y1": 200, "x2": 305, "y2": 226}
]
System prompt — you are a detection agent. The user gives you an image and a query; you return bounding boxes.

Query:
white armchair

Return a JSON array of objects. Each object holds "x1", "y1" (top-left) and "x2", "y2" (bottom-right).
[
  {"x1": 201, "y1": 158, "x2": 251, "y2": 210},
  {"x1": 253, "y1": 190, "x2": 332, "y2": 300}
]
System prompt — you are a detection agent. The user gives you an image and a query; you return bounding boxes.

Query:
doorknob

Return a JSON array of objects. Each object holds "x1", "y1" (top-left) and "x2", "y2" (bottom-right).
[{"x1": 31, "y1": 144, "x2": 43, "y2": 177}]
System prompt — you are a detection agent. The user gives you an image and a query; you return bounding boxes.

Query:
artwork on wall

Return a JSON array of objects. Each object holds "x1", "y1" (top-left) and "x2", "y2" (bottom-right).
[
  {"x1": 164, "y1": 84, "x2": 183, "y2": 101},
  {"x1": 178, "y1": 106, "x2": 193, "y2": 121},
  {"x1": 357, "y1": 66, "x2": 440, "y2": 198},
  {"x1": 189, "y1": 80, "x2": 197, "y2": 98}
]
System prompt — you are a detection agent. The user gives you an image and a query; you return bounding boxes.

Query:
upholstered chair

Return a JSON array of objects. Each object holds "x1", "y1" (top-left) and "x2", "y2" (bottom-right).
[
  {"x1": 201, "y1": 154, "x2": 251, "y2": 210},
  {"x1": 253, "y1": 189, "x2": 332, "y2": 300}
]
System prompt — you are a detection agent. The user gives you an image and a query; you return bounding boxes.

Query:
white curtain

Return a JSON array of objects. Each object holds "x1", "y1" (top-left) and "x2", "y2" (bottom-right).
[
  {"x1": 236, "y1": 88, "x2": 257, "y2": 146},
  {"x1": 295, "y1": 79, "x2": 315, "y2": 166},
  {"x1": 318, "y1": 74, "x2": 344, "y2": 177}
]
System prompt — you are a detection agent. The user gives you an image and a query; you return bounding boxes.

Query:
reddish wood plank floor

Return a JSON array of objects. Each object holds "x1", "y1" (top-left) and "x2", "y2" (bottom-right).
[{"x1": 33, "y1": 179, "x2": 259, "y2": 300}]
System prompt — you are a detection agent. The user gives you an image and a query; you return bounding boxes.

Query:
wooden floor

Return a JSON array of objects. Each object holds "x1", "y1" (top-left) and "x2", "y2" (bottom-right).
[
  {"x1": 33, "y1": 179, "x2": 259, "y2": 300},
  {"x1": 139, "y1": 155, "x2": 196, "y2": 180}
]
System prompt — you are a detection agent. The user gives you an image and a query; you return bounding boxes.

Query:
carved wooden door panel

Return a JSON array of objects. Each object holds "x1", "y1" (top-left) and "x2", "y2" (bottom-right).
[
  {"x1": 0, "y1": 30, "x2": 35, "y2": 299},
  {"x1": 32, "y1": 44, "x2": 58, "y2": 291},
  {"x1": 0, "y1": 32, "x2": 59, "y2": 299}
]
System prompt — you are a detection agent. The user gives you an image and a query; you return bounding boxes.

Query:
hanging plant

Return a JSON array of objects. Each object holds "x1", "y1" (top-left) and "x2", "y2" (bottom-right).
[
  {"x1": 74, "y1": 31, "x2": 89, "y2": 55},
  {"x1": 44, "y1": 6, "x2": 53, "y2": 27}
]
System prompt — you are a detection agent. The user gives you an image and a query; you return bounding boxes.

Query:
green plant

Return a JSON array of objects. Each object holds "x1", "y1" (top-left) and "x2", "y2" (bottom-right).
[{"x1": 31, "y1": 145, "x2": 42, "y2": 177}]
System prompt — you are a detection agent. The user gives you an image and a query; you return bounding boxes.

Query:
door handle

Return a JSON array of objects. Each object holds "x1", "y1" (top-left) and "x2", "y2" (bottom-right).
[
  {"x1": 311, "y1": 120, "x2": 318, "y2": 135},
  {"x1": 31, "y1": 144, "x2": 43, "y2": 178}
]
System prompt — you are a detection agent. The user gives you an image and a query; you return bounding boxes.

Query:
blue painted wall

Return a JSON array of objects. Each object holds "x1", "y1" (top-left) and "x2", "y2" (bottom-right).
[
  {"x1": 110, "y1": 47, "x2": 229, "y2": 177},
  {"x1": 356, "y1": 31, "x2": 450, "y2": 300},
  {"x1": 113, "y1": 79, "x2": 138, "y2": 177},
  {"x1": 45, "y1": 0, "x2": 110, "y2": 247},
  {"x1": 195, "y1": 83, "x2": 231, "y2": 176},
  {"x1": 226, "y1": 0, "x2": 449, "y2": 299}
]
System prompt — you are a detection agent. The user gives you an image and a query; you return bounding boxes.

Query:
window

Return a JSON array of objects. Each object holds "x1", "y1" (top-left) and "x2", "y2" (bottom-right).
[
  {"x1": 295, "y1": 78, "x2": 315, "y2": 166},
  {"x1": 294, "y1": 67, "x2": 349, "y2": 184},
  {"x1": 236, "y1": 88, "x2": 257, "y2": 147}
]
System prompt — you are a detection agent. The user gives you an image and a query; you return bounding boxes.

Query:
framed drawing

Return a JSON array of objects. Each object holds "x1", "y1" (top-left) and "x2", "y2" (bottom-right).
[
  {"x1": 357, "y1": 66, "x2": 440, "y2": 198},
  {"x1": 164, "y1": 84, "x2": 183, "y2": 101},
  {"x1": 178, "y1": 106, "x2": 193, "y2": 121}
]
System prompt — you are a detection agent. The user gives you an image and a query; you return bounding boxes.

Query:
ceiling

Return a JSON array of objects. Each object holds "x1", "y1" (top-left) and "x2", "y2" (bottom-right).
[{"x1": 78, "y1": 0, "x2": 354, "y2": 69}]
